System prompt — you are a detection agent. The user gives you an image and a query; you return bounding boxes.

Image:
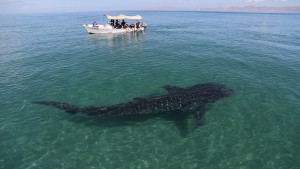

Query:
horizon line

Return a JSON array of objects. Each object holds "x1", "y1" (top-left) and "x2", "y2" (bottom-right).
[{"x1": 1, "y1": 6, "x2": 300, "y2": 15}]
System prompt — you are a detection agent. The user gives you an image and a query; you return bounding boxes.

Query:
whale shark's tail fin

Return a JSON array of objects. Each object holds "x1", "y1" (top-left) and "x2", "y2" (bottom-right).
[{"x1": 32, "y1": 101, "x2": 80, "y2": 114}]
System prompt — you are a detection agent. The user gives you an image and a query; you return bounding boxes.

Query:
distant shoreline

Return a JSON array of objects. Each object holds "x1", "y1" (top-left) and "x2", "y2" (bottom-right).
[
  {"x1": 194, "y1": 6, "x2": 300, "y2": 13},
  {"x1": 1, "y1": 6, "x2": 300, "y2": 15},
  {"x1": 137, "y1": 5, "x2": 300, "y2": 13},
  {"x1": 137, "y1": 10, "x2": 300, "y2": 14}
]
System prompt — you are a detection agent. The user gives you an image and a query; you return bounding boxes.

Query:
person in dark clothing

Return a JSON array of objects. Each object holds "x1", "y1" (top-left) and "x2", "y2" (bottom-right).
[
  {"x1": 115, "y1": 20, "x2": 119, "y2": 28},
  {"x1": 92, "y1": 20, "x2": 97, "y2": 27},
  {"x1": 110, "y1": 19, "x2": 115, "y2": 27},
  {"x1": 136, "y1": 20, "x2": 140, "y2": 29},
  {"x1": 121, "y1": 19, "x2": 126, "y2": 28},
  {"x1": 130, "y1": 22, "x2": 135, "y2": 28}
]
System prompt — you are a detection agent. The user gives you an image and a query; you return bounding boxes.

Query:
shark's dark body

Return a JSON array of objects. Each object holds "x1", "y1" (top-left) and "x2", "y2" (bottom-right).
[{"x1": 33, "y1": 83, "x2": 233, "y2": 126}]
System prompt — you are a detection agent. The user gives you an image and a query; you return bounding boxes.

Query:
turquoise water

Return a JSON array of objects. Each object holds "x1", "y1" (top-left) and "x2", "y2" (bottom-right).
[{"x1": 1, "y1": 11, "x2": 300, "y2": 169}]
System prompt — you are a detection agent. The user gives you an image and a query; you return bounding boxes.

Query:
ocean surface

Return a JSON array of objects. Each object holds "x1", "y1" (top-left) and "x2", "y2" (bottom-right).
[{"x1": 1, "y1": 11, "x2": 300, "y2": 169}]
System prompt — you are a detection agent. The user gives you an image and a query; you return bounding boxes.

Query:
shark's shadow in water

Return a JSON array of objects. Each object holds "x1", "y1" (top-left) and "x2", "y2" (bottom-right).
[
  {"x1": 69, "y1": 109, "x2": 191, "y2": 137},
  {"x1": 33, "y1": 82, "x2": 234, "y2": 135}
]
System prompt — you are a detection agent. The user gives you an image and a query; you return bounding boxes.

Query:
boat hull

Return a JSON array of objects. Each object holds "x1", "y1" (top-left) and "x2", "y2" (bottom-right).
[{"x1": 83, "y1": 24, "x2": 144, "y2": 34}]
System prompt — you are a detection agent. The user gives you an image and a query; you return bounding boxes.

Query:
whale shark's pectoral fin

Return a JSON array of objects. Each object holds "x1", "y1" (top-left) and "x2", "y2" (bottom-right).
[
  {"x1": 162, "y1": 85, "x2": 184, "y2": 94},
  {"x1": 160, "y1": 110, "x2": 190, "y2": 137},
  {"x1": 183, "y1": 104, "x2": 207, "y2": 127},
  {"x1": 192, "y1": 105, "x2": 209, "y2": 127}
]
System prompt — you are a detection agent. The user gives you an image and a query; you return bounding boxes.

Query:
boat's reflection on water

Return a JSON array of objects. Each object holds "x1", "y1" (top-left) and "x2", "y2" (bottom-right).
[{"x1": 86, "y1": 31, "x2": 146, "y2": 54}]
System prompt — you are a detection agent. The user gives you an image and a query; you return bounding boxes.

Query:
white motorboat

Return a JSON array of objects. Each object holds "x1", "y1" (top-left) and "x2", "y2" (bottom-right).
[{"x1": 83, "y1": 14, "x2": 147, "y2": 34}]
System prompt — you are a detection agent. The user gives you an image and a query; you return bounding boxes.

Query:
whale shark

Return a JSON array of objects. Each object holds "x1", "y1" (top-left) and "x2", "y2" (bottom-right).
[{"x1": 32, "y1": 83, "x2": 233, "y2": 128}]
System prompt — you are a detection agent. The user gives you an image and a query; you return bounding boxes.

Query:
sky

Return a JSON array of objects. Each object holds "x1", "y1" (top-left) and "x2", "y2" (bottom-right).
[{"x1": 0, "y1": 0, "x2": 299, "y2": 14}]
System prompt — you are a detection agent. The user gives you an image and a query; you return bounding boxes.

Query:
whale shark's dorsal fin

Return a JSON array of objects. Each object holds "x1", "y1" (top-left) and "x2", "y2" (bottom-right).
[{"x1": 162, "y1": 85, "x2": 184, "y2": 94}]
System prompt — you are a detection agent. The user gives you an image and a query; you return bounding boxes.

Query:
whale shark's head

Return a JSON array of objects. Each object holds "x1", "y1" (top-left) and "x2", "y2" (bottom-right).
[
  {"x1": 220, "y1": 87, "x2": 234, "y2": 98},
  {"x1": 188, "y1": 83, "x2": 234, "y2": 103},
  {"x1": 208, "y1": 83, "x2": 234, "y2": 102}
]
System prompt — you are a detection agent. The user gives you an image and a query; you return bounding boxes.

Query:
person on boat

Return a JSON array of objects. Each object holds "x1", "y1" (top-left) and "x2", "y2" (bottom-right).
[
  {"x1": 129, "y1": 22, "x2": 135, "y2": 29},
  {"x1": 136, "y1": 20, "x2": 140, "y2": 29},
  {"x1": 92, "y1": 20, "x2": 97, "y2": 27},
  {"x1": 110, "y1": 19, "x2": 115, "y2": 27},
  {"x1": 121, "y1": 19, "x2": 126, "y2": 28},
  {"x1": 115, "y1": 19, "x2": 120, "y2": 28}
]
